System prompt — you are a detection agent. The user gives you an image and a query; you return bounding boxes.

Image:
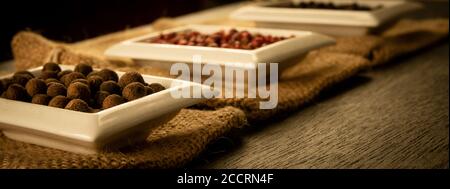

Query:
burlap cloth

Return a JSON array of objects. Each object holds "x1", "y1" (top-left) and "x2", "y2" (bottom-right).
[{"x1": 0, "y1": 16, "x2": 448, "y2": 168}]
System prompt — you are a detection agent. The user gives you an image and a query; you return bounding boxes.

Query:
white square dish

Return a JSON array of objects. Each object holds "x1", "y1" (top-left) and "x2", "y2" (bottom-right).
[
  {"x1": 230, "y1": 0, "x2": 422, "y2": 36},
  {"x1": 0, "y1": 65, "x2": 210, "y2": 154},
  {"x1": 104, "y1": 24, "x2": 335, "y2": 70}
]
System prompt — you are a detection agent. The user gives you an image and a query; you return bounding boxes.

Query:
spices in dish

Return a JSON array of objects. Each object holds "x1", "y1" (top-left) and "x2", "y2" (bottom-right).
[
  {"x1": 1, "y1": 63, "x2": 166, "y2": 113},
  {"x1": 269, "y1": 1, "x2": 382, "y2": 11},
  {"x1": 144, "y1": 28, "x2": 292, "y2": 50}
]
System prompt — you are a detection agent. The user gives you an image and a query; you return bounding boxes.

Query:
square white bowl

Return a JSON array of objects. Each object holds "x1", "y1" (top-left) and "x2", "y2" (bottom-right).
[
  {"x1": 104, "y1": 24, "x2": 335, "y2": 70},
  {"x1": 230, "y1": 0, "x2": 422, "y2": 36},
  {"x1": 0, "y1": 65, "x2": 211, "y2": 154}
]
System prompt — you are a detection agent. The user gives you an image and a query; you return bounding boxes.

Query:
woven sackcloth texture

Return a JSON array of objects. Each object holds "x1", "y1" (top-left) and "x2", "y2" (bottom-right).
[{"x1": 1, "y1": 17, "x2": 448, "y2": 168}]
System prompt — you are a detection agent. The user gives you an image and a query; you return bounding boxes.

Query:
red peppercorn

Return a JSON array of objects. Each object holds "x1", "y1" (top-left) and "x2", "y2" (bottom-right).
[{"x1": 146, "y1": 29, "x2": 291, "y2": 50}]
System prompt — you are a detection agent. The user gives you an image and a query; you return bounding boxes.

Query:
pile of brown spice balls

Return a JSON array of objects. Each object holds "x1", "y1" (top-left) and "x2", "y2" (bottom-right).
[{"x1": 0, "y1": 63, "x2": 166, "y2": 113}]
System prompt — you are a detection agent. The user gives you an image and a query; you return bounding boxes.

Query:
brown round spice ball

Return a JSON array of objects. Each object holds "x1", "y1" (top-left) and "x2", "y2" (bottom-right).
[
  {"x1": 67, "y1": 82, "x2": 91, "y2": 101},
  {"x1": 87, "y1": 71, "x2": 99, "y2": 78},
  {"x1": 97, "y1": 69, "x2": 118, "y2": 82},
  {"x1": 57, "y1": 70, "x2": 73, "y2": 79},
  {"x1": 74, "y1": 63, "x2": 93, "y2": 77},
  {"x1": 48, "y1": 95, "x2": 70, "y2": 108},
  {"x1": 45, "y1": 78, "x2": 62, "y2": 86},
  {"x1": 42, "y1": 62, "x2": 61, "y2": 73},
  {"x1": 65, "y1": 99, "x2": 90, "y2": 113},
  {"x1": 1, "y1": 78, "x2": 13, "y2": 89},
  {"x1": 122, "y1": 82, "x2": 147, "y2": 101},
  {"x1": 70, "y1": 79, "x2": 89, "y2": 86},
  {"x1": 31, "y1": 94, "x2": 51, "y2": 105},
  {"x1": 5, "y1": 84, "x2": 29, "y2": 102},
  {"x1": 62, "y1": 72, "x2": 86, "y2": 87},
  {"x1": 47, "y1": 83, "x2": 67, "y2": 97},
  {"x1": 25, "y1": 78, "x2": 47, "y2": 96},
  {"x1": 148, "y1": 83, "x2": 166, "y2": 93},
  {"x1": 94, "y1": 91, "x2": 110, "y2": 108},
  {"x1": 12, "y1": 73, "x2": 33, "y2": 86},
  {"x1": 145, "y1": 86, "x2": 155, "y2": 95},
  {"x1": 100, "y1": 81, "x2": 121, "y2": 95},
  {"x1": 14, "y1": 71, "x2": 35, "y2": 78},
  {"x1": 87, "y1": 75, "x2": 104, "y2": 93},
  {"x1": 118, "y1": 71, "x2": 145, "y2": 88},
  {"x1": 102, "y1": 94, "x2": 126, "y2": 109},
  {"x1": 39, "y1": 71, "x2": 58, "y2": 80}
]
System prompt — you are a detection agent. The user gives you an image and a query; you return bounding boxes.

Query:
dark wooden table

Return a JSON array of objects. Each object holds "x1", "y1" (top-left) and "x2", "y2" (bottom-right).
[
  {"x1": 193, "y1": 42, "x2": 448, "y2": 169},
  {"x1": 190, "y1": 2, "x2": 450, "y2": 169}
]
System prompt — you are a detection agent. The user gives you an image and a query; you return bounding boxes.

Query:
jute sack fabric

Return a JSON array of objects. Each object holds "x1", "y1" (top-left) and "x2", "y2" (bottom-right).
[{"x1": 0, "y1": 17, "x2": 448, "y2": 168}]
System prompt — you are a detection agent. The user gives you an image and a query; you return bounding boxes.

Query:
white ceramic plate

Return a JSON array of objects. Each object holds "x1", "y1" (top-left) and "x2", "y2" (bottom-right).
[
  {"x1": 230, "y1": 0, "x2": 422, "y2": 36},
  {"x1": 104, "y1": 24, "x2": 335, "y2": 69},
  {"x1": 0, "y1": 65, "x2": 210, "y2": 154}
]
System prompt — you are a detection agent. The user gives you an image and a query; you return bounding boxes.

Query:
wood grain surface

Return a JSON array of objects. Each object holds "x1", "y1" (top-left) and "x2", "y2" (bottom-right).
[{"x1": 193, "y1": 43, "x2": 449, "y2": 169}]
